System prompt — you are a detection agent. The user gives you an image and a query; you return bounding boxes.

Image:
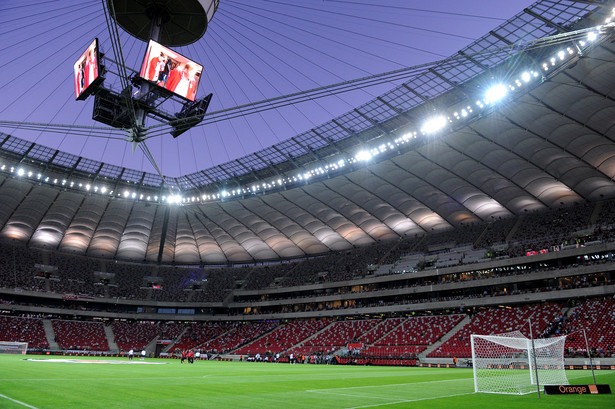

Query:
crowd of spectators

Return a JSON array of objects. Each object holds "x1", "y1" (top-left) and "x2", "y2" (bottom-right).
[
  {"x1": 199, "y1": 321, "x2": 279, "y2": 354},
  {"x1": 111, "y1": 320, "x2": 162, "y2": 351},
  {"x1": 234, "y1": 319, "x2": 330, "y2": 356},
  {"x1": 51, "y1": 319, "x2": 109, "y2": 351},
  {"x1": 428, "y1": 303, "x2": 563, "y2": 358},
  {"x1": 374, "y1": 315, "x2": 463, "y2": 346},
  {"x1": 0, "y1": 200, "x2": 614, "y2": 312},
  {"x1": 1, "y1": 296, "x2": 614, "y2": 361},
  {"x1": 0, "y1": 315, "x2": 49, "y2": 349},
  {"x1": 170, "y1": 322, "x2": 232, "y2": 351},
  {"x1": 560, "y1": 297, "x2": 615, "y2": 358}
]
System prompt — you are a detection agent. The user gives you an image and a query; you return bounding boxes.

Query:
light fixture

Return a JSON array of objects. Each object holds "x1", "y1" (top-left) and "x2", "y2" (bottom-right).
[
  {"x1": 355, "y1": 150, "x2": 372, "y2": 162},
  {"x1": 420, "y1": 116, "x2": 447, "y2": 134},
  {"x1": 484, "y1": 84, "x2": 508, "y2": 104}
]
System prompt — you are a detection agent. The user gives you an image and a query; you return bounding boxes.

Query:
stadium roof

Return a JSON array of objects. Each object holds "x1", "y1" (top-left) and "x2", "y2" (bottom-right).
[
  {"x1": 0, "y1": 0, "x2": 539, "y2": 182},
  {"x1": 0, "y1": 0, "x2": 614, "y2": 264}
]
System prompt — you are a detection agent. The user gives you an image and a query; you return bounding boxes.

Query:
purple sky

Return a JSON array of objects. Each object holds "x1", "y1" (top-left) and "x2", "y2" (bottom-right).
[{"x1": 0, "y1": 0, "x2": 536, "y2": 177}]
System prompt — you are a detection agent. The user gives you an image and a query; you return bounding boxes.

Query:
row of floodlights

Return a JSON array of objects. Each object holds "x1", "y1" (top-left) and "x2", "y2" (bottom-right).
[
  {"x1": 0, "y1": 160, "x2": 348, "y2": 205},
  {"x1": 1, "y1": 21, "x2": 610, "y2": 205},
  {"x1": 0, "y1": 165, "x2": 187, "y2": 203},
  {"x1": 350, "y1": 26, "x2": 606, "y2": 163}
]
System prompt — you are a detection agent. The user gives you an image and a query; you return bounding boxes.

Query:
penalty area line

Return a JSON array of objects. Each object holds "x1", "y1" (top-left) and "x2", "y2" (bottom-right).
[
  {"x1": 344, "y1": 392, "x2": 476, "y2": 409},
  {"x1": 307, "y1": 390, "x2": 394, "y2": 400},
  {"x1": 307, "y1": 376, "x2": 472, "y2": 392},
  {"x1": 0, "y1": 393, "x2": 40, "y2": 409}
]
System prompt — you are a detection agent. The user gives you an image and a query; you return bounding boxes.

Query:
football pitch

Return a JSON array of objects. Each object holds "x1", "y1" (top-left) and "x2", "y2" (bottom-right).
[{"x1": 0, "y1": 355, "x2": 613, "y2": 409}]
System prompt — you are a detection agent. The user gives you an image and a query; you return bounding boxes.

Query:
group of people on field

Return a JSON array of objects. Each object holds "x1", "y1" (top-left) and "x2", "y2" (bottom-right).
[
  {"x1": 127, "y1": 348, "x2": 146, "y2": 360},
  {"x1": 181, "y1": 349, "x2": 202, "y2": 364}
]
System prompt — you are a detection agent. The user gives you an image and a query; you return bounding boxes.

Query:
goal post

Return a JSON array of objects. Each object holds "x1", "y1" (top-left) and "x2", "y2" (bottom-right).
[
  {"x1": 471, "y1": 331, "x2": 567, "y2": 395},
  {"x1": 0, "y1": 341, "x2": 28, "y2": 355}
]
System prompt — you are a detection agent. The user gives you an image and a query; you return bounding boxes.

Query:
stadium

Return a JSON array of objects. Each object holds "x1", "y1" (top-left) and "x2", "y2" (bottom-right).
[{"x1": 0, "y1": 0, "x2": 614, "y2": 407}]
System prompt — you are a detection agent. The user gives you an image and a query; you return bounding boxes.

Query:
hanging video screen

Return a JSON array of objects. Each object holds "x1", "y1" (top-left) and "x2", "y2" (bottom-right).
[
  {"x1": 139, "y1": 40, "x2": 203, "y2": 102},
  {"x1": 74, "y1": 38, "x2": 102, "y2": 100}
]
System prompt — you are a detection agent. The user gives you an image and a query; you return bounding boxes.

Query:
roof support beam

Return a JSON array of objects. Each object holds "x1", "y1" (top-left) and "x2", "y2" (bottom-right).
[
  {"x1": 157, "y1": 206, "x2": 171, "y2": 264},
  {"x1": 523, "y1": 8, "x2": 570, "y2": 34}
]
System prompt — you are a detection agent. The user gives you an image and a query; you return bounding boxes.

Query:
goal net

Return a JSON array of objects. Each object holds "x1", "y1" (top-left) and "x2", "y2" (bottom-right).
[
  {"x1": 0, "y1": 341, "x2": 28, "y2": 355},
  {"x1": 471, "y1": 331, "x2": 567, "y2": 395}
]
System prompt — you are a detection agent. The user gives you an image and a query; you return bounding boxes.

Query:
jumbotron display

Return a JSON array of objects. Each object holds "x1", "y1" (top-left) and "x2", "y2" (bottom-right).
[
  {"x1": 140, "y1": 40, "x2": 203, "y2": 101},
  {"x1": 74, "y1": 38, "x2": 102, "y2": 100}
]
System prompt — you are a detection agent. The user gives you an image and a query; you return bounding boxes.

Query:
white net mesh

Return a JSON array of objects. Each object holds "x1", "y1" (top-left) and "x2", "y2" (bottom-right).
[
  {"x1": 0, "y1": 341, "x2": 28, "y2": 355},
  {"x1": 471, "y1": 332, "x2": 567, "y2": 395}
]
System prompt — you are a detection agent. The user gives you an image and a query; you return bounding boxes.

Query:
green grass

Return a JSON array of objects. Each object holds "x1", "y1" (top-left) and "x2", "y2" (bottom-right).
[{"x1": 0, "y1": 355, "x2": 613, "y2": 408}]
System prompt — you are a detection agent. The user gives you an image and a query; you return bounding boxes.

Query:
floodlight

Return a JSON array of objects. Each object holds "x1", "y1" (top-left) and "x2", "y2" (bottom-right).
[
  {"x1": 588, "y1": 31, "x2": 598, "y2": 41},
  {"x1": 521, "y1": 72, "x2": 531, "y2": 82},
  {"x1": 167, "y1": 195, "x2": 182, "y2": 204},
  {"x1": 355, "y1": 150, "x2": 372, "y2": 162},
  {"x1": 420, "y1": 116, "x2": 447, "y2": 134},
  {"x1": 484, "y1": 84, "x2": 508, "y2": 104}
]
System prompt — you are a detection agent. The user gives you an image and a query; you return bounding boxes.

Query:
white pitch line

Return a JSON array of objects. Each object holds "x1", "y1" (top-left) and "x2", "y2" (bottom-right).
[
  {"x1": 345, "y1": 392, "x2": 476, "y2": 409},
  {"x1": 566, "y1": 371, "x2": 614, "y2": 381},
  {"x1": 0, "y1": 393, "x2": 40, "y2": 409},
  {"x1": 307, "y1": 376, "x2": 472, "y2": 392},
  {"x1": 0, "y1": 376, "x2": 208, "y2": 382},
  {"x1": 308, "y1": 391, "x2": 395, "y2": 400}
]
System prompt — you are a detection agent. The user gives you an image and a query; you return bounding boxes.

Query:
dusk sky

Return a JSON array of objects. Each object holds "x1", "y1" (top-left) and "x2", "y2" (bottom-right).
[{"x1": 0, "y1": 0, "x2": 536, "y2": 177}]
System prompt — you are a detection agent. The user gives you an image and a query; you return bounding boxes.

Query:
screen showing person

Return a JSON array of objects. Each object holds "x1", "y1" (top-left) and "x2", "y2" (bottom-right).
[
  {"x1": 74, "y1": 38, "x2": 101, "y2": 100},
  {"x1": 139, "y1": 40, "x2": 203, "y2": 102}
]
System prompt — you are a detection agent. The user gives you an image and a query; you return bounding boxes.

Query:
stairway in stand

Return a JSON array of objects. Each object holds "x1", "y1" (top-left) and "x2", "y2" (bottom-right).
[
  {"x1": 420, "y1": 315, "x2": 471, "y2": 359},
  {"x1": 42, "y1": 319, "x2": 59, "y2": 350},
  {"x1": 104, "y1": 324, "x2": 120, "y2": 353}
]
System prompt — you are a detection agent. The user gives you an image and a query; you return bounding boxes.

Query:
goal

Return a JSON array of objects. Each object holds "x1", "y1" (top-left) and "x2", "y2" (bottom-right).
[
  {"x1": 471, "y1": 331, "x2": 567, "y2": 395},
  {"x1": 0, "y1": 341, "x2": 28, "y2": 355}
]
